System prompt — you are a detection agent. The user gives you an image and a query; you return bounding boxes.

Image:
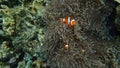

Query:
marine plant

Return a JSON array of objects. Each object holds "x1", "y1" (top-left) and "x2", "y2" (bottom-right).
[{"x1": 0, "y1": 0, "x2": 47, "y2": 68}]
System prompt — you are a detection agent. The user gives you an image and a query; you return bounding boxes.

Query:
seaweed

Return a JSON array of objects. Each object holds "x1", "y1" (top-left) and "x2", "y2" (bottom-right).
[{"x1": 0, "y1": 0, "x2": 47, "y2": 68}]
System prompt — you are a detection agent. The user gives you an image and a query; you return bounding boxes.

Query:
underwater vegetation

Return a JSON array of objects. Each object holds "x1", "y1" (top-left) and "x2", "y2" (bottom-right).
[
  {"x1": 0, "y1": 0, "x2": 48, "y2": 68},
  {"x1": 0, "y1": 0, "x2": 120, "y2": 68}
]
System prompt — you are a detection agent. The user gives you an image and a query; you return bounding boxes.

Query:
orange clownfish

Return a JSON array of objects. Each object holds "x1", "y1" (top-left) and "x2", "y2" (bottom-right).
[{"x1": 60, "y1": 16, "x2": 76, "y2": 27}]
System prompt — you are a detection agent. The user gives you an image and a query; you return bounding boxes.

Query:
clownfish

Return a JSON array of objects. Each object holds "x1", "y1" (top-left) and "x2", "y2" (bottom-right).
[{"x1": 60, "y1": 16, "x2": 76, "y2": 27}]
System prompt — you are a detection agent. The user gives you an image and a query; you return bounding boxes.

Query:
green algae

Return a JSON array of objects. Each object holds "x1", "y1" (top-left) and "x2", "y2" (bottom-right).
[
  {"x1": 0, "y1": 0, "x2": 47, "y2": 68},
  {"x1": 115, "y1": 0, "x2": 120, "y2": 3}
]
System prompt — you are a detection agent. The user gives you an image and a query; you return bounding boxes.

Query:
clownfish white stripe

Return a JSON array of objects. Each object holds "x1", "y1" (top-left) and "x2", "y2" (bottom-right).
[
  {"x1": 68, "y1": 16, "x2": 71, "y2": 24},
  {"x1": 71, "y1": 19, "x2": 75, "y2": 22},
  {"x1": 63, "y1": 18, "x2": 65, "y2": 22}
]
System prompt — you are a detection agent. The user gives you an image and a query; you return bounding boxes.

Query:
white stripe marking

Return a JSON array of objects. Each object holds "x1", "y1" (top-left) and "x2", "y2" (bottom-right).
[{"x1": 68, "y1": 17, "x2": 71, "y2": 24}]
